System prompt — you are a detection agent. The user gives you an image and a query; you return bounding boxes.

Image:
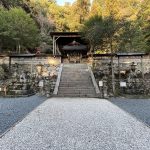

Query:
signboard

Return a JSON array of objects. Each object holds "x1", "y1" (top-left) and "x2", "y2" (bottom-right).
[
  {"x1": 39, "y1": 80, "x2": 44, "y2": 87},
  {"x1": 120, "y1": 82, "x2": 127, "y2": 87},
  {"x1": 99, "y1": 81, "x2": 103, "y2": 87}
]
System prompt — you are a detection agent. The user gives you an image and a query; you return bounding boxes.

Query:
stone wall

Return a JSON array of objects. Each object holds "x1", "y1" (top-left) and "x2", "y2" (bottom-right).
[
  {"x1": 0, "y1": 56, "x2": 62, "y2": 97},
  {"x1": 91, "y1": 55, "x2": 150, "y2": 74},
  {"x1": 92, "y1": 55, "x2": 150, "y2": 97}
]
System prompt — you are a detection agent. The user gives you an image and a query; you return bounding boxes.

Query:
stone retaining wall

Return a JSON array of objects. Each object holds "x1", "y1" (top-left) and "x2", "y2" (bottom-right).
[
  {"x1": 92, "y1": 55, "x2": 150, "y2": 97},
  {"x1": 0, "y1": 56, "x2": 62, "y2": 97}
]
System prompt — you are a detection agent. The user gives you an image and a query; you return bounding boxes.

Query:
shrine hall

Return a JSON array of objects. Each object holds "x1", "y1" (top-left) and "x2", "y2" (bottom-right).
[{"x1": 50, "y1": 32, "x2": 89, "y2": 63}]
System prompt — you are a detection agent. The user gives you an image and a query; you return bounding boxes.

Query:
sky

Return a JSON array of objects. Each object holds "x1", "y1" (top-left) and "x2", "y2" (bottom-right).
[
  {"x1": 57, "y1": 0, "x2": 75, "y2": 6},
  {"x1": 57, "y1": 0, "x2": 93, "y2": 6}
]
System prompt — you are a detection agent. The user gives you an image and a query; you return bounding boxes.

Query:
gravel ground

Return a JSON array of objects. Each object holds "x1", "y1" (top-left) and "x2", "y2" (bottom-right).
[
  {"x1": 0, "y1": 95, "x2": 46, "y2": 136},
  {"x1": 110, "y1": 98, "x2": 150, "y2": 127},
  {"x1": 0, "y1": 98, "x2": 150, "y2": 150}
]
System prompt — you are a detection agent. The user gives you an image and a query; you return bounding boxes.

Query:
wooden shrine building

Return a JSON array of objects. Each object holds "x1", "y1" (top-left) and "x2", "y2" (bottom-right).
[{"x1": 50, "y1": 32, "x2": 89, "y2": 63}]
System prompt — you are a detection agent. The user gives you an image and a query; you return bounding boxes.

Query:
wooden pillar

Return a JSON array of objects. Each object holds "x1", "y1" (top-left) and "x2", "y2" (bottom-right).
[
  {"x1": 53, "y1": 36, "x2": 55, "y2": 55},
  {"x1": 31, "y1": 57, "x2": 33, "y2": 74},
  {"x1": 55, "y1": 39, "x2": 57, "y2": 55},
  {"x1": 111, "y1": 55, "x2": 115, "y2": 94},
  {"x1": 118, "y1": 56, "x2": 121, "y2": 81}
]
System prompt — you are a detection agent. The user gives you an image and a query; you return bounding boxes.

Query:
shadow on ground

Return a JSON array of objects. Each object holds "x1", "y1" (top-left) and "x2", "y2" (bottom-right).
[
  {"x1": 109, "y1": 98, "x2": 150, "y2": 127},
  {"x1": 0, "y1": 95, "x2": 47, "y2": 136}
]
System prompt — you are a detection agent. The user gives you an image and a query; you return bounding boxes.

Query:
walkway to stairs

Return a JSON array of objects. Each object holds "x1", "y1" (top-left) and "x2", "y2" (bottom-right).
[{"x1": 57, "y1": 64, "x2": 98, "y2": 97}]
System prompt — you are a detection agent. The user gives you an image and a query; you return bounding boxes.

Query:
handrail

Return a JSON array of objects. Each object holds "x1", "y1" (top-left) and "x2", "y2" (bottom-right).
[
  {"x1": 88, "y1": 66, "x2": 100, "y2": 94},
  {"x1": 53, "y1": 64, "x2": 63, "y2": 95}
]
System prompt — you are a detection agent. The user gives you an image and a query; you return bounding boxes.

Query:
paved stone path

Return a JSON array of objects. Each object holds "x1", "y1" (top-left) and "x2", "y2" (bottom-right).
[
  {"x1": 0, "y1": 95, "x2": 46, "y2": 135},
  {"x1": 0, "y1": 98, "x2": 150, "y2": 150}
]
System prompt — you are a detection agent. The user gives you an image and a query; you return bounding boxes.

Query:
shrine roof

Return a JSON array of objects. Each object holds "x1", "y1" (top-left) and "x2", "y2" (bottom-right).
[
  {"x1": 116, "y1": 53, "x2": 148, "y2": 57},
  {"x1": 9, "y1": 54, "x2": 36, "y2": 58},
  {"x1": 88, "y1": 53, "x2": 148, "y2": 57},
  {"x1": 50, "y1": 32, "x2": 81, "y2": 37}
]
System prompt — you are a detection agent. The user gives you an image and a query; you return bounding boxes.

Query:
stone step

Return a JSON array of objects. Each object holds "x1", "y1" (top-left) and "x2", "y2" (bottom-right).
[
  {"x1": 57, "y1": 64, "x2": 97, "y2": 98},
  {"x1": 59, "y1": 84, "x2": 93, "y2": 87},
  {"x1": 59, "y1": 86, "x2": 94, "y2": 89},
  {"x1": 59, "y1": 81, "x2": 92, "y2": 84},
  {"x1": 59, "y1": 81, "x2": 92, "y2": 83},
  {"x1": 62, "y1": 72, "x2": 89, "y2": 74},
  {"x1": 56, "y1": 94, "x2": 97, "y2": 98},
  {"x1": 61, "y1": 78, "x2": 91, "y2": 80},
  {"x1": 59, "y1": 87, "x2": 94, "y2": 89},
  {"x1": 60, "y1": 79, "x2": 91, "y2": 81},
  {"x1": 58, "y1": 92, "x2": 96, "y2": 95},
  {"x1": 58, "y1": 88, "x2": 95, "y2": 90}
]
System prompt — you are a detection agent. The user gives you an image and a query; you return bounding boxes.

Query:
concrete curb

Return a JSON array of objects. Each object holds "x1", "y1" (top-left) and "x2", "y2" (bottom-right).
[
  {"x1": 53, "y1": 64, "x2": 63, "y2": 95},
  {"x1": 88, "y1": 66, "x2": 100, "y2": 94}
]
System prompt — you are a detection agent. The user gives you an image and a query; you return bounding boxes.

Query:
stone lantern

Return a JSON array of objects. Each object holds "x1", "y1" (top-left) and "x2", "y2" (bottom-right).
[{"x1": 131, "y1": 62, "x2": 136, "y2": 72}]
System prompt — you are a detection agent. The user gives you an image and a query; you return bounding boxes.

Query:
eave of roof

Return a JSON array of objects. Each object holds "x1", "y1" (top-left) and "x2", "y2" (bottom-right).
[
  {"x1": 50, "y1": 32, "x2": 81, "y2": 37},
  {"x1": 9, "y1": 54, "x2": 36, "y2": 57},
  {"x1": 116, "y1": 53, "x2": 148, "y2": 56}
]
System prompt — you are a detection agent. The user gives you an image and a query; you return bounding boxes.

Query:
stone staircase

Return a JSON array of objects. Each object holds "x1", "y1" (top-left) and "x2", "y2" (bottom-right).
[{"x1": 57, "y1": 64, "x2": 98, "y2": 97}]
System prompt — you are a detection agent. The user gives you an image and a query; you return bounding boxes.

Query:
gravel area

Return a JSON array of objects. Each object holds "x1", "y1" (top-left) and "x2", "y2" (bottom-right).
[
  {"x1": 0, "y1": 95, "x2": 46, "y2": 136},
  {"x1": 110, "y1": 98, "x2": 150, "y2": 127},
  {"x1": 0, "y1": 98, "x2": 150, "y2": 150}
]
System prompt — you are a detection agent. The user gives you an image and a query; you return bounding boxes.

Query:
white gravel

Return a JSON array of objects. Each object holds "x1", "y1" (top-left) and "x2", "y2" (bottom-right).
[{"x1": 0, "y1": 98, "x2": 150, "y2": 150}]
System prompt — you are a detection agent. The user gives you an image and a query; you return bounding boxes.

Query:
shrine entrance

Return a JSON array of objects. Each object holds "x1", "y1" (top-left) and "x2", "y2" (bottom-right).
[
  {"x1": 66, "y1": 52, "x2": 81, "y2": 63},
  {"x1": 62, "y1": 40, "x2": 87, "y2": 63},
  {"x1": 50, "y1": 32, "x2": 89, "y2": 63}
]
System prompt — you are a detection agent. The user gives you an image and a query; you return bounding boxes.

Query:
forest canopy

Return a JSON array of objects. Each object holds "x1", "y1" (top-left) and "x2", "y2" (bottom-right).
[{"x1": 0, "y1": 0, "x2": 150, "y2": 53}]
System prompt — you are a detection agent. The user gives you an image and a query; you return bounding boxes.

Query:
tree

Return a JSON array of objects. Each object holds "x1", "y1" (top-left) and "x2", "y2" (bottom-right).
[
  {"x1": 28, "y1": 0, "x2": 55, "y2": 34},
  {"x1": 118, "y1": 20, "x2": 148, "y2": 52},
  {"x1": 0, "y1": 0, "x2": 23, "y2": 9},
  {"x1": 138, "y1": 0, "x2": 150, "y2": 51},
  {"x1": 103, "y1": 16, "x2": 123, "y2": 94},
  {"x1": 0, "y1": 7, "x2": 40, "y2": 53},
  {"x1": 48, "y1": 3, "x2": 68, "y2": 31},
  {"x1": 81, "y1": 15, "x2": 104, "y2": 53},
  {"x1": 90, "y1": 0, "x2": 103, "y2": 17},
  {"x1": 73, "y1": 0, "x2": 90, "y2": 24},
  {"x1": 63, "y1": 3, "x2": 82, "y2": 31}
]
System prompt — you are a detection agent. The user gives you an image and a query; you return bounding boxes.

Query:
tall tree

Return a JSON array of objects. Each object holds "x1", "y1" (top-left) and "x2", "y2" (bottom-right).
[
  {"x1": 73, "y1": 0, "x2": 90, "y2": 24},
  {"x1": 26, "y1": 0, "x2": 55, "y2": 45},
  {"x1": 0, "y1": 0, "x2": 23, "y2": 8},
  {"x1": 0, "y1": 7, "x2": 40, "y2": 53},
  {"x1": 138, "y1": 0, "x2": 150, "y2": 51},
  {"x1": 81, "y1": 15, "x2": 104, "y2": 53},
  {"x1": 90, "y1": 0, "x2": 103, "y2": 17}
]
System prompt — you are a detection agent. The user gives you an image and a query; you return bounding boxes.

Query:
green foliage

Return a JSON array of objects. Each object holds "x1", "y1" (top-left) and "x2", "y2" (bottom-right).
[
  {"x1": 81, "y1": 15, "x2": 123, "y2": 53},
  {"x1": 81, "y1": 15, "x2": 104, "y2": 52},
  {"x1": 119, "y1": 21, "x2": 148, "y2": 52},
  {"x1": 90, "y1": 0, "x2": 103, "y2": 17},
  {"x1": 0, "y1": 0, "x2": 150, "y2": 53},
  {"x1": 0, "y1": 7, "x2": 40, "y2": 52},
  {"x1": 139, "y1": 0, "x2": 150, "y2": 52},
  {"x1": 0, "y1": 0, "x2": 23, "y2": 8},
  {"x1": 74, "y1": 0, "x2": 90, "y2": 24}
]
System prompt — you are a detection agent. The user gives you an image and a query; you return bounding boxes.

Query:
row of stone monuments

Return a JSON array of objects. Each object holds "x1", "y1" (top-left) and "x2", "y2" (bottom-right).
[
  {"x1": 0, "y1": 63, "x2": 59, "y2": 97},
  {"x1": 93, "y1": 61, "x2": 150, "y2": 97}
]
